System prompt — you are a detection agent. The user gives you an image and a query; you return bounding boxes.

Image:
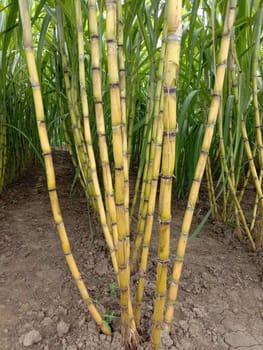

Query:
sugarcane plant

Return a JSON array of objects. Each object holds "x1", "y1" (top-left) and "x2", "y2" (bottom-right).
[{"x1": 1, "y1": 0, "x2": 261, "y2": 348}]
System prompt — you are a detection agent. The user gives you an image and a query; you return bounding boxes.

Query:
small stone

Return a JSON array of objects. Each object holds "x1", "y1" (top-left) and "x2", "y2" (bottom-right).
[
  {"x1": 99, "y1": 334, "x2": 108, "y2": 343},
  {"x1": 178, "y1": 339, "x2": 192, "y2": 350},
  {"x1": 162, "y1": 334, "x2": 173, "y2": 347},
  {"x1": 78, "y1": 317, "x2": 86, "y2": 327},
  {"x1": 95, "y1": 260, "x2": 108, "y2": 276},
  {"x1": 57, "y1": 320, "x2": 70, "y2": 337},
  {"x1": 4, "y1": 328, "x2": 8, "y2": 333},
  {"x1": 58, "y1": 305, "x2": 68, "y2": 316},
  {"x1": 36, "y1": 311, "x2": 45, "y2": 321},
  {"x1": 77, "y1": 342, "x2": 84, "y2": 349},
  {"x1": 42, "y1": 317, "x2": 53, "y2": 326},
  {"x1": 178, "y1": 320, "x2": 188, "y2": 332},
  {"x1": 20, "y1": 329, "x2": 42, "y2": 347}
]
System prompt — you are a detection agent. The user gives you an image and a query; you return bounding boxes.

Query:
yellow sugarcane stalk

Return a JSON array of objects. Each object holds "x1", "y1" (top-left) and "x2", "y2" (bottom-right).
[
  {"x1": 88, "y1": 0, "x2": 119, "y2": 250},
  {"x1": 151, "y1": 1, "x2": 182, "y2": 347},
  {"x1": 75, "y1": 0, "x2": 118, "y2": 275},
  {"x1": 106, "y1": 0, "x2": 136, "y2": 342},
  {"x1": 163, "y1": 0, "x2": 237, "y2": 335},
  {"x1": 117, "y1": 0, "x2": 129, "y2": 233},
  {"x1": 18, "y1": 0, "x2": 111, "y2": 336},
  {"x1": 134, "y1": 21, "x2": 167, "y2": 324},
  {"x1": 56, "y1": 8, "x2": 90, "y2": 190}
]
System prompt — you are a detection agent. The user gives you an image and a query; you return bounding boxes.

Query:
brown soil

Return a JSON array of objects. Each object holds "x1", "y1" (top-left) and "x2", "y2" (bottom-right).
[{"x1": 0, "y1": 151, "x2": 262, "y2": 350}]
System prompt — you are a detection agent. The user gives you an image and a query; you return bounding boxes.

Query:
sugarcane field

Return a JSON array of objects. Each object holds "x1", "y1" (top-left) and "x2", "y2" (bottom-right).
[{"x1": 0, "y1": 1, "x2": 263, "y2": 349}]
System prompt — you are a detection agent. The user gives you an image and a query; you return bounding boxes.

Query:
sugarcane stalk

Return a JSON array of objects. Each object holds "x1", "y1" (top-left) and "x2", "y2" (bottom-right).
[
  {"x1": 105, "y1": 0, "x2": 136, "y2": 342},
  {"x1": 18, "y1": 0, "x2": 111, "y2": 336},
  {"x1": 117, "y1": 0, "x2": 129, "y2": 233},
  {"x1": 75, "y1": 0, "x2": 118, "y2": 274},
  {"x1": 88, "y1": 0, "x2": 119, "y2": 250},
  {"x1": 163, "y1": 0, "x2": 237, "y2": 335},
  {"x1": 151, "y1": 1, "x2": 182, "y2": 347}
]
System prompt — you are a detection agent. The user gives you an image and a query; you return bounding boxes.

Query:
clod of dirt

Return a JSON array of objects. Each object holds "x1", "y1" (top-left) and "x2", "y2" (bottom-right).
[
  {"x1": 19, "y1": 329, "x2": 42, "y2": 347},
  {"x1": 161, "y1": 332, "x2": 173, "y2": 347},
  {"x1": 57, "y1": 320, "x2": 70, "y2": 337},
  {"x1": 224, "y1": 331, "x2": 259, "y2": 348},
  {"x1": 95, "y1": 259, "x2": 108, "y2": 276},
  {"x1": 66, "y1": 345, "x2": 77, "y2": 350},
  {"x1": 178, "y1": 320, "x2": 188, "y2": 332},
  {"x1": 36, "y1": 310, "x2": 45, "y2": 321},
  {"x1": 42, "y1": 316, "x2": 53, "y2": 327}
]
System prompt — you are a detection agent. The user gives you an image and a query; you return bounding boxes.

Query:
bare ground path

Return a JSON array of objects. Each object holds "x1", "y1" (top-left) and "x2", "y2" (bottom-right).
[{"x1": 0, "y1": 151, "x2": 262, "y2": 349}]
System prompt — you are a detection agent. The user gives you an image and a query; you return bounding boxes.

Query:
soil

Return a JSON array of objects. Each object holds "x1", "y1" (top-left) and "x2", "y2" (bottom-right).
[{"x1": 0, "y1": 151, "x2": 262, "y2": 350}]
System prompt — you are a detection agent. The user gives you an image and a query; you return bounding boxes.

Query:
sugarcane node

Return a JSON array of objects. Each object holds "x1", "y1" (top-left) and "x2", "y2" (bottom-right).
[
  {"x1": 161, "y1": 175, "x2": 173, "y2": 181},
  {"x1": 115, "y1": 166, "x2": 124, "y2": 171},
  {"x1": 186, "y1": 204, "x2": 195, "y2": 212},
  {"x1": 212, "y1": 92, "x2": 222, "y2": 98},
  {"x1": 159, "y1": 220, "x2": 171, "y2": 225},
  {"x1": 37, "y1": 120, "x2": 45, "y2": 125},
  {"x1": 116, "y1": 202, "x2": 124, "y2": 207},
  {"x1": 105, "y1": 193, "x2": 114, "y2": 198},
  {"x1": 200, "y1": 149, "x2": 209, "y2": 155},
  {"x1": 110, "y1": 82, "x2": 120, "y2": 89},
  {"x1": 30, "y1": 82, "x2": 40, "y2": 89},
  {"x1": 48, "y1": 188, "x2": 56, "y2": 192},
  {"x1": 83, "y1": 298, "x2": 94, "y2": 307},
  {"x1": 163, "y1": 130, "x2": 177, "y2": 137},
  {"x1": 193, "y1": 178, "x2": 201, "y2": 183},
  {"x1": 157, "y1": 259, "x2": 170, "y2": 265},
  {"x1": 92, "y1": 67, "x2": 101, "y2": 73},
  {"x1": 175, "y1": 254, "x2": 185, "y2": 262},
  {"x1": 112, "y1": 124, "x2": 122, "y2": 130},
  {"x1": 170, "y1": 279, "x2": 179, "y2": 286},
  {"x1": 152, "y1": 320, "x2": 163, "y2": 328},
  {"x1": 43, "y1": 152, "x2": 52, "y2": 157},
  {"x1": 163, "y1": 87, "x2": 176, "y2": 94},
  {"x1": 24, "y1": 44, "x2": 34, "y2": 51},
  {"x1": 107, "y1": 0, "x2": 117, "y2": 5}
]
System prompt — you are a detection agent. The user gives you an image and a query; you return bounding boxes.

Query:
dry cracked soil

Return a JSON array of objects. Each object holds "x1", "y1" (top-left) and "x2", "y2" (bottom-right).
[{"x1": 0, "y1": 151, "x2": 262, "y2": 349}]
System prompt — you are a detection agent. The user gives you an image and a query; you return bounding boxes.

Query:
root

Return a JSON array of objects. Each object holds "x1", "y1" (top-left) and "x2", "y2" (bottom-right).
[{"x1": 123, "y1": 327, "x2": 141, "y2": 350}]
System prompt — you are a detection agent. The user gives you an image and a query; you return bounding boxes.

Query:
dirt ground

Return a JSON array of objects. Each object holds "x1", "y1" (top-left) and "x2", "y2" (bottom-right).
[{"x1": 0, "y1": 151, "x2": 262, "y2": 350}]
